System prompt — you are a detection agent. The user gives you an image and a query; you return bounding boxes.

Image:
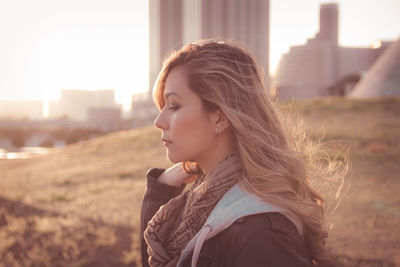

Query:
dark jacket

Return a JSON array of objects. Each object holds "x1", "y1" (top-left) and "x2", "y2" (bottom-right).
[{"x1": 140, "y1": 168, "x2": 312, "y2": 267}]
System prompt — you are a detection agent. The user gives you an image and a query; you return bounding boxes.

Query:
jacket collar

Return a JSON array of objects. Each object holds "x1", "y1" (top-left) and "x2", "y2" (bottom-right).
[{"x1": 178, "y1": 183, "x2": 303, "y2": 267}]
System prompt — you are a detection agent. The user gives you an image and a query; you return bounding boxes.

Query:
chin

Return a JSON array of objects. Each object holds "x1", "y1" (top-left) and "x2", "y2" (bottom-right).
[
  {"x1": 166, "y1": 151, "x2": 181, "y2": 163},
  {"x1": 167, "y1": 157, "x2": 180, "y2": 164},
  {"x1": 167, "y1": 151, "x2": 192, "y2": 164}
]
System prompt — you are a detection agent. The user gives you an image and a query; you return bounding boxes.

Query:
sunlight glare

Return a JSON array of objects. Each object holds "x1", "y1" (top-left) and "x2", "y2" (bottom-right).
[{"x1": 370, "y1": 40, "x2": 382, "y2": 49}]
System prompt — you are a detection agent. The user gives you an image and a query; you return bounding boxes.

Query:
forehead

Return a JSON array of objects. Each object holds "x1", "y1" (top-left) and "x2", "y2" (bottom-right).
[{"x1": 164, "y1": 67, "x2": 189, "y2": 96}]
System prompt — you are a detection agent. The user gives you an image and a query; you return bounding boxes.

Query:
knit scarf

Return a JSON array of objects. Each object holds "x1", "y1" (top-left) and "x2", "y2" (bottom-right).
[{"x1": 144, "y1": 153, "x2": 244, "y2": 267}]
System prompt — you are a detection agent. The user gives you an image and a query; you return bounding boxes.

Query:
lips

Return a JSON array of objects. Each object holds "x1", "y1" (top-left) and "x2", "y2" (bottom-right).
[{"x1": 162, "y1": 137, "x2": 172, "y2": 146}]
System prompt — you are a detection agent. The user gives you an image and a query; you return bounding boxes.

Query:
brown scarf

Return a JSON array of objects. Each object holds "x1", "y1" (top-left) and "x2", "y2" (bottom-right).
[{"x1": 144, "y1": 153, "x2": 243, "y2": 267}]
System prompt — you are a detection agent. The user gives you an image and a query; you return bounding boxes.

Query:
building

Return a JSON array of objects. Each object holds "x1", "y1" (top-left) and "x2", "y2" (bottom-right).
[
  {"x1": 49, "y1": 89, "x2": 120, "y2": 121},
  {"x1": 149, "y1": 0, "x2": 183, "y2": 99},
  {"x1": 149, "y1": 0, "x2": 270, "y2": 94},
  {"x1": 131, "y1": 93, "x2": 159, "y2": 128},
  {"x1": 0, "y1": 100, "x2": 43, "y2": 119},
  {"x1": 200, "y1": 0, "x2": 269, "y2": 78},
  {"x1": 275, "y1": 3, "x2": 391, "y2": 99},
  {"x1": 87, "y1": 107, "x2": 121, "y2": 132}
]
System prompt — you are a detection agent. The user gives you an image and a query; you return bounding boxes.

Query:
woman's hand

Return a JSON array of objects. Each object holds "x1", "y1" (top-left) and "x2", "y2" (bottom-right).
[{"x1": 157, "y1": 163, "x2": 199, "y2": 187}]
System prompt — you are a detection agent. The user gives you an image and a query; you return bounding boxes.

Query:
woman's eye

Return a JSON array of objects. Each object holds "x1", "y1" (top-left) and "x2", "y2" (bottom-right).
[{"x1": 168, "y1": 105, "x2": 180, "y2": 111}]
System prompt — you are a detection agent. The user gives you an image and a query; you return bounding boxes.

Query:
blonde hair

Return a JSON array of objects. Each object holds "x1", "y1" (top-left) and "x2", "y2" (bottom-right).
[{"x1": 153, "y1": 39, "x2": 345, "y2": 265}]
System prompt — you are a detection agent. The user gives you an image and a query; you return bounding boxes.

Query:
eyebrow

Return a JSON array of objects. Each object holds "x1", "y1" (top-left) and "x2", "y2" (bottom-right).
[{"x1": 164, "y1": 92, "x2": 182, "y2": 100}]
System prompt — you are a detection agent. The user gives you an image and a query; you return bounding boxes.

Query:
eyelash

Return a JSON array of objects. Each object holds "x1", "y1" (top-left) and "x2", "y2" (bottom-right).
[{"x1": 168, "y1": 105, "x2": 180, "y2": 111}]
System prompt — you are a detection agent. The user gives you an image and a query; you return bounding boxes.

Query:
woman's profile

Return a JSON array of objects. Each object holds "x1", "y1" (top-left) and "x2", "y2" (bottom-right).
[{"x1": 140, "y1": 39, "x2": 344, "y2": 267}]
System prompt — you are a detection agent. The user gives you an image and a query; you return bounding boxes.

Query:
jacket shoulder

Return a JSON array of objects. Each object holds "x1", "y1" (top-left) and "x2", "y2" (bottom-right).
[
  {"x1": 197, "y1": 212, "x2": 312, "y2": 267},
  {"x1": 229, "y1": 212, "x2": 299, "y2": 235}
]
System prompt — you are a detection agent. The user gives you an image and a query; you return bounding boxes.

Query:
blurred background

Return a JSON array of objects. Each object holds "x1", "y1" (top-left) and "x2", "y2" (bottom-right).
[{"x1": 0, "y1": 0, "x2": 399, "y2": 266}]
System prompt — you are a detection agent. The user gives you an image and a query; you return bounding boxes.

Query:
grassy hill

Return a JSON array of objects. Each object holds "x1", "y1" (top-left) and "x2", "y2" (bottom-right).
[{"x1": 0, "y1": 97, "x2": 399, "y2": 266}]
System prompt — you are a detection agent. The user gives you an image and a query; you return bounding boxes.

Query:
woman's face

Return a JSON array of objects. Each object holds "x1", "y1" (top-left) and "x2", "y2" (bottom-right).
[{"x1": 154, "y1": 67, "x2": 217, "y2": 164}]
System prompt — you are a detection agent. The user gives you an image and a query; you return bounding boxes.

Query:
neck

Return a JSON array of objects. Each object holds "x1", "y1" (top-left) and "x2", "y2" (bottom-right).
[{"x1": 197, "y1": 132, "x2": 237, "y2": 175}]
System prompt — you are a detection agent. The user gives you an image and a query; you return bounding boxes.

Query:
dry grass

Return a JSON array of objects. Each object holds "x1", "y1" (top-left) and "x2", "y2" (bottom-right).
[
  {"x1": 0, "y1": 127, "x2": 170, "y2": 266},
  {"x1": 0, "y1": 97, "x2": 399, "y2": 266},
  {"x1": 284, "y1": 97, "x2": 400, "y2": 266}
]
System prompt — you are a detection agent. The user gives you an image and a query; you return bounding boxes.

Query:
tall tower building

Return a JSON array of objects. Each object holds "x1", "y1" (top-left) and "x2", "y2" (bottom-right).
[
  {"x1": 316, "y1": 3, "x2": 338, "y2": 46},
  {"x1": 201, "y1": 0, "x2": 269, "y2": 78},
  {"x1": 149, "y1": 0, "x2": 184, "y2": 98},
  {"x1": 148, "y1": 0, "x2": 270, "y2": 95}
]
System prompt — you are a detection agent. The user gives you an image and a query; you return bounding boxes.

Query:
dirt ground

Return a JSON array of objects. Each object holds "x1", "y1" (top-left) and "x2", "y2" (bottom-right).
[{"x1": 0, "y1": 97, "x2": 399, "y2": 266}]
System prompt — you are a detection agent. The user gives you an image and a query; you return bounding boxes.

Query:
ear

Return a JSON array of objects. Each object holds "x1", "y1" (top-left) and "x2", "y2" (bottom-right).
[{"x1": 210, "y1": 109, "x2": 230, "y2": 134}]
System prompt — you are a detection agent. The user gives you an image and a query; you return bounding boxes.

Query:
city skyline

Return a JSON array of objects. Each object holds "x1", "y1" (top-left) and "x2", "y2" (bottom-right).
[{"x1": 0, "y1": 0, "x2": 399, "y2": 113}]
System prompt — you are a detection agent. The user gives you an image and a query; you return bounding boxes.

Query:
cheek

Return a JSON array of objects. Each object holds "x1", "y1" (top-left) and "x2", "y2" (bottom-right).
[
  {"x1": 184, "y1": 113, "x2": 201, "y2": 128},
  {"x1": 173, "y1": 110, "x2": 212, "y2": 145}
]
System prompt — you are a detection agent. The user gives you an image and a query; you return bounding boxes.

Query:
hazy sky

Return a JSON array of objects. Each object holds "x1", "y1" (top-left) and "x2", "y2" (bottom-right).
[{"x1": 0, "y1": 0, "x2": 399, "y2": 110}]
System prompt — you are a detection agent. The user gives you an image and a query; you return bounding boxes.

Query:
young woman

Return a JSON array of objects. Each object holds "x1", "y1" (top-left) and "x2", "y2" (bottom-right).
[{"x1": 140, "y1": 40, "x2": 341, "y2": 267}]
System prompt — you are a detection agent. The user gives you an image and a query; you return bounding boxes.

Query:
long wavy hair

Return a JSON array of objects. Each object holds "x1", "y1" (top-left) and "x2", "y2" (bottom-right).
[{"x1": 153, "y1": 39, "x2": 346, "y2": 266}]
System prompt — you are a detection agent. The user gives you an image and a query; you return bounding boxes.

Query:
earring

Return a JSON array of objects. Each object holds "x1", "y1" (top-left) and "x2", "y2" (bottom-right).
[{"x1": 215, "y1": 127, "x2": 219, "y2": 133}]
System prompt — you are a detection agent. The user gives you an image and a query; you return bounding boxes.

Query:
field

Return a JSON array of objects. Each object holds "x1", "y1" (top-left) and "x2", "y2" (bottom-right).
[{"x1": 0, "y1": 97, "x2": 399, "y2": 266}]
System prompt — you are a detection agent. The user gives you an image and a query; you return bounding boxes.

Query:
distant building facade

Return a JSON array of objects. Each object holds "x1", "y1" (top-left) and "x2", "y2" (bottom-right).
[
  {"x1": 49, "y1": 89, "x2": 120, "y2": 121},
  {"x1": 87, "y1": 107, "x2": 121, "y2": 132},
  {"x1": 0, "y1": 100, "x2": 43, "y2": 119},
  {"x1": 200, "y1": 0, "x2": 269, "y2": 79},
  {"x1": 275, "y1": 3, "x2": 391, "y2": 99},
  {"x1": 131, "y1": 93, "x2": 159, "y2": 128}
]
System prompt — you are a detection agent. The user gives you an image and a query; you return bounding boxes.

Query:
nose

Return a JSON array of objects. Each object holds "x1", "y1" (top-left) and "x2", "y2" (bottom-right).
[{"x1": 154, "y1": 109, "x2": 168, "y2": 130}]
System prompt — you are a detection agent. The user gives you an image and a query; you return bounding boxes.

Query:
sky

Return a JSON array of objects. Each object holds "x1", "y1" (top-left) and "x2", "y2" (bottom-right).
[{"x1": 0, "y1": 0, "x2": 399, "y2": 112}]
